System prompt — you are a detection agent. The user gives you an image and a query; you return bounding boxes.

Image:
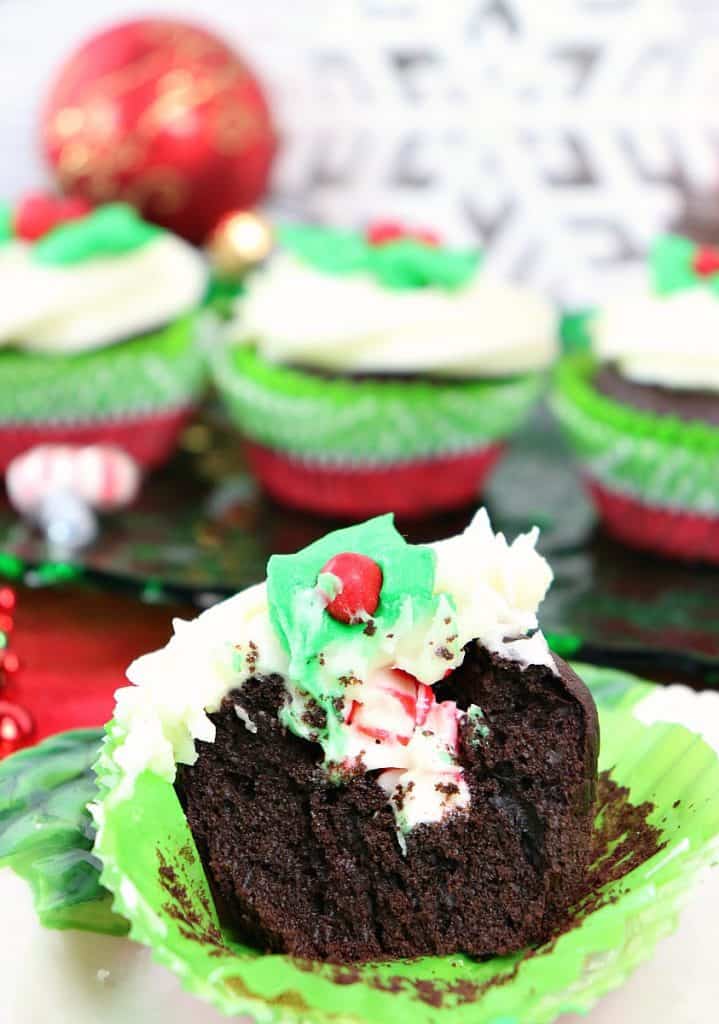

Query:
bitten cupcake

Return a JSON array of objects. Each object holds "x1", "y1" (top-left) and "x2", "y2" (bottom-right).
[
  {"x1": 212, "y1": 222, "x2": 557, "y2": 517},
  {"x1": 0, "y1": 195, "x2": 208, "y2": 471},
  {"x1": 553, "y1": 235, "x2": 719, "y2": 562},
  {"x1": 95, "y1": 510, "x2": 598, "y2": 963}
]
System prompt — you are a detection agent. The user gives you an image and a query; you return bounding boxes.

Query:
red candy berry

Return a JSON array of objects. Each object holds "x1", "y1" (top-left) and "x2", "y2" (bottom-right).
[
  {"x1": 693, "y1": 245, "x2": 719, "y2": 277},
  {"x1": 14, "y1": 192, "x2": 92, "y2": 242},
  {"x1": 366, "y1": 220, "x2": 406, "y2": 245},
  {"x1": 320, "y1": 552, "x2": 383, "y2": 624},
  {"x1": 366, "y1": 219, "x2": 441, "y2": 248}
]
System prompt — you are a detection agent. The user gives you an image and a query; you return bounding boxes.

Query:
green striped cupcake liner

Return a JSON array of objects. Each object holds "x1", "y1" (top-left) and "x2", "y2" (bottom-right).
[
  {"x1": 551, "y1": 354, "x2": 719, "y2": 515},
  {"x1": 211, "y1": 342, "x2": 544, "y2": 464},
  {"x1": 1, "y1": 667, "x2": 718, "y2": 1021},
  {"x1": 0, "y1": 315, "x2": 207, "y2": 427}
]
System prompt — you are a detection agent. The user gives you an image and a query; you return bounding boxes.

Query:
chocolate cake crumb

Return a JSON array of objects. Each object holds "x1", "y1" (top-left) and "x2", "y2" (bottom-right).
[
  {"x1": 176, "y1": 647, "x2": 600, "y2": 963},
  {"x1": 301, "y1": 700, "x2": 327, "y2": 731},
  {"x1": 156, "y1": 850, "x2": 226, "y2": 953},
  {"x1": 363, "y1": 620, "x2": 377, "y2": 637},
  {"x1": 435, "y1": 781, "x2": 460, "y2": 796}
]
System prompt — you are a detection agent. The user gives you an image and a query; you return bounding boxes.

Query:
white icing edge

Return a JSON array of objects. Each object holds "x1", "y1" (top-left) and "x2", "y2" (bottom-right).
[
  {"x1": 0, "y1": 234, "x2": 207, "y2": 354},
  {"x1": 235, "y1": 250, "x2": 558, "y2": 378},
  {"x1": 594, "y1": 280, "x2": 719, "y2": 392}
]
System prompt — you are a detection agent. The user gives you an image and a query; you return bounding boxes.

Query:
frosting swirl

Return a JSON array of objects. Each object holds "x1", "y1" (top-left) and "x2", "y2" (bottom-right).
[
  {"x1": 236, "y1": 249, "x2": 557, "y2": 378},
  {"x1": 594, "y1": 235, "x2": 719, "y2": 392},
  {"x1": 0, "y1": 203, "x2": 207, "y2": 354}
]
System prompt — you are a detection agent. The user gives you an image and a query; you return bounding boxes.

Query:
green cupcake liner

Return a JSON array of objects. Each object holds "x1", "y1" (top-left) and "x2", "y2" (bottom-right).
[
  {"x1": 0, "y1": 315, "x2": 207, "y2": 425},
  {"x1": 0, "y1": 729, "x2": 126, "y2": 936},
  {"x1": 551, "y1": 354, "x2": 719, "y2": 514},
  {"x1": 78, "y1": 664, "x2": 719, "y2": 1024},
  {"x1": 211, "y1": 343, "x2": 544, "y2": 463}
]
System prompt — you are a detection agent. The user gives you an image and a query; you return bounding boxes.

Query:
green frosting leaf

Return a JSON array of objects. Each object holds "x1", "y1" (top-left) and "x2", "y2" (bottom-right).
[
  {"x1": 32, "y1": 203, "x2": 162, "y2": 266},
  {"x1": 0, "y1": 729, "x2": 126, "y2": 935},
  {"x1": 278, "y1": 223, "x2": 482, "y2": 291},
  {"x1": 0, "y1": 202, "x2": 12, "y2": 244},
  {"x1": 650, "y1": 235, "x2": 698, "y2": 295},
  {"x1": 650, "y1": 233, "x2": 719, "y2": 296},
  {"x1": 267, "y1": 515, "x2": 439, "y2": 761}
]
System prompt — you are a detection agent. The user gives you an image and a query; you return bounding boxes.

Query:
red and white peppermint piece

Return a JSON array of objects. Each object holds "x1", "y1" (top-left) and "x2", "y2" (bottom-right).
[{"x1": 6, "y1": 444, "x2": 141, "y2": 514}]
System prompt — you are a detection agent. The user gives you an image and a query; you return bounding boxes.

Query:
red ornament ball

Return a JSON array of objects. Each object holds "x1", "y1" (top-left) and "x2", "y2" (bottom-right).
[
  {"x1": 320, "y1": 553, "x2": 383, "y2": 624},
  {"x1": 42, "y1": 19, "x2": 277, "y2": 243}
]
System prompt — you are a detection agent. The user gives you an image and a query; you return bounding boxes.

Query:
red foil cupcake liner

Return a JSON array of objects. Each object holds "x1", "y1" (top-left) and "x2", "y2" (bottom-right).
[
  {"x1": 0, "y1": 406, "x2": 194, "y2": 473},
  {"x1": 587, "y1": 477, "x2": 719, "y2": 564},
  {"x1": 245, "y1": 441, "x2": 506, "y2": 518}
]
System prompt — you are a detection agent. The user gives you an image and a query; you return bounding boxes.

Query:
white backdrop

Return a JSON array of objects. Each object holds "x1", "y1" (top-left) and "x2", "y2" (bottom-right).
[{"x1": 2, "y1": 0, "x2": 719, "y2": 306}]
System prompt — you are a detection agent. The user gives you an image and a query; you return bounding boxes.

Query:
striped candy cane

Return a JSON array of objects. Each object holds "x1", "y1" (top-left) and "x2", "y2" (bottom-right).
[{"x1": 6, "y1": 444, "x2": 141, "y2": 514}]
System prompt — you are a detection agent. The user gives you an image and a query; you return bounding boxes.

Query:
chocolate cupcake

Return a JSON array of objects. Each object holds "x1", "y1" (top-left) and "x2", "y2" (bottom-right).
[
  {"x1": 212, "y1": 223, "x2": 557, "y2": 517},
  {"x1": 96, "y1": 509, "x2": 598, "y2": 962},
  {"x1": 0, "y1": 196, "x2": 208, "y2": 470},
  {"x1": 553, "y1": 235, "x2": 719, "y2": 562}
]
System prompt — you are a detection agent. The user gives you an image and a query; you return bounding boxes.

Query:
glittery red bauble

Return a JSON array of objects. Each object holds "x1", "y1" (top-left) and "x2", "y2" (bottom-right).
[{"x1": 42, "y1": 19, "x2": 277, "y2": 243}]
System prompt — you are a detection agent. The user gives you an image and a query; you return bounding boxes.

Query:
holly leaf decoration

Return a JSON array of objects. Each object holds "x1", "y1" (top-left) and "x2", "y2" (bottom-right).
[
  {"x1": 0, "y1": 728, "x2": 126, "y2": 935},
  {"x1": 278, "y1": 223, "x2": 481, "y2": 290},
  {"x1": 650, "y1": 234, "x2": 719, "y2": 296},
  {"x1": 32, "y1": 203, "x2": 160, "y2": 266}
]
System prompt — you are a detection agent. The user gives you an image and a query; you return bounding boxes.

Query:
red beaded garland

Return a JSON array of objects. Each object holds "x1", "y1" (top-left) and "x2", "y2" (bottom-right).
[
  {"x1": 320, "y1": 552, "x2": 383, "y2": 624},
  {"x1": 0, "y1": 701, "x2": 35, "y2": 757},
  {"x1": 0, "y1": 583, "x2": 32, "y2": 758}
]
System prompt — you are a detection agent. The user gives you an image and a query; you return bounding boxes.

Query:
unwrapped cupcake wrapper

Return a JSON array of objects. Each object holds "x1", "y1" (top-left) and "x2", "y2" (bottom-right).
[
  {"x1": 212, "y1": 343, "x2": 544, "y2": 463},
  {"x1": 552, "y1": 354, "x2": 719, "y2": 560},
  {"x1": 90, "y1": 664, "x2": 719, "y2": 1024},
  {"x1": 244, "y1": 439, "x2": 506, "y2": 517}
]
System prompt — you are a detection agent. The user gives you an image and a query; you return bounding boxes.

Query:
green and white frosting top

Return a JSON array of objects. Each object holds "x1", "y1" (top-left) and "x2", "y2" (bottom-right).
[
  {"x1": 0, "y1": 201, "x2": 207, "y2": 355},
  {"x1": 594, "y1": 234, "x2": 719, "y2": 392},
  {"x1": 233, "y1": 224, "x2": 558, "y2": 378},
  {"x1": 110, "y1": 510, "x2": 555, "y2": 835}
]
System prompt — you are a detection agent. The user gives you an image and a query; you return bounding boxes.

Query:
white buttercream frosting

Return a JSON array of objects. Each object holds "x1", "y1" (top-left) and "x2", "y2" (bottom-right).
[
  {"x1": 235, "y1": 251, "x2": 558, "y2": 378},
  {"x1": 111, "y1": 509, "x2": 555, "y2": 831},
  {"x1": 593, "y1": 272, "x2": 719, "y2": 392},
  {"x1": 0, "y1": 235, "x2": 207, "y2": 354}
]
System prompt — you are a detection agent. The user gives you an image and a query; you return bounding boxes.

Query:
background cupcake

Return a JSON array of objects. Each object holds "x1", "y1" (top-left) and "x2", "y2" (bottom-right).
[
  {"x1": 0, "y1": 195, "x2": 208, "y2": 471},
  {"x1": 553, "y1": 234, "x2": 719, "y2": 563},
  {"x1": 213, "y1": 222, "x2": 557, "y2": 517}
]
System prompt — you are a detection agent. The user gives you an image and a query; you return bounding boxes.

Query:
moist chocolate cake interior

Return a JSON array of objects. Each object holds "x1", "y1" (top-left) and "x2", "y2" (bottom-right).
[{"x1": 176, "y1": 643, "x2": 598, "y2": 964}]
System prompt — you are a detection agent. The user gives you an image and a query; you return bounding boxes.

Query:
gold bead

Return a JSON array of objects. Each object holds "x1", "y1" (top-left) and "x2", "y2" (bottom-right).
[{"x1": 207, "y1": 210, "x2": 274, "y2": 277}]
